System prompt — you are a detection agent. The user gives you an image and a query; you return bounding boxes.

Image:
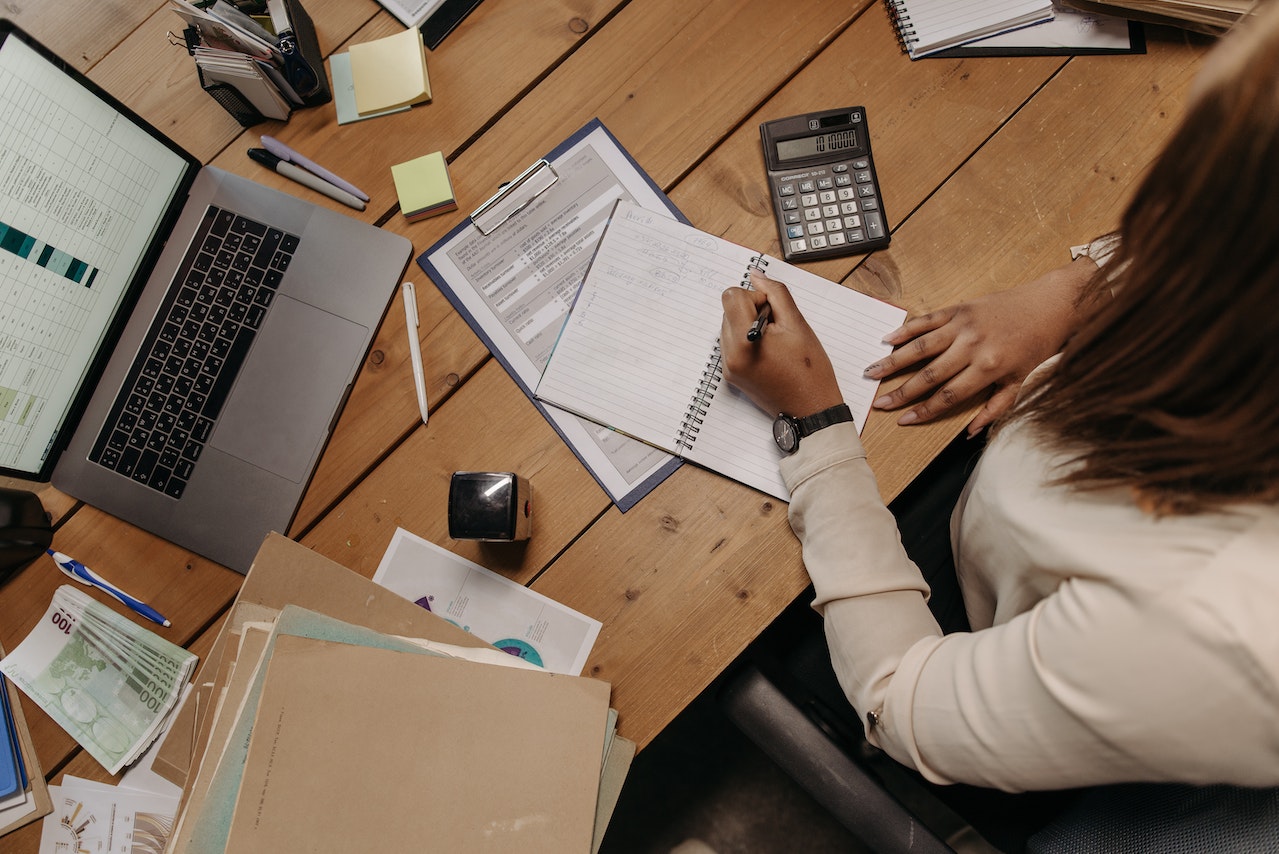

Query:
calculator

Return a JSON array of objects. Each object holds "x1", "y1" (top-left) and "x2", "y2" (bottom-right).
[{"x1": 760, "y1": 107, "x2": 890, "y2": 262}]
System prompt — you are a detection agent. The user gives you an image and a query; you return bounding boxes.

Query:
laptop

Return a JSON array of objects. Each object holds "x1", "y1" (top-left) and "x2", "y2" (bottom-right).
[{"x1": 0, "y1": 22, "x2": 412, "y2": 572}]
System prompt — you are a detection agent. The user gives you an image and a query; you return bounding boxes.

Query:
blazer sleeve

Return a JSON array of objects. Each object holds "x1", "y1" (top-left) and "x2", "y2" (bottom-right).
[{"x1": 780, "y1": 422, "x2": 1278, "y2": 791}]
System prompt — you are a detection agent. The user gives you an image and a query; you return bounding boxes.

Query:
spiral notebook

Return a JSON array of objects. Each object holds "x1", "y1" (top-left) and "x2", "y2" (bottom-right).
[
  {"x1": 535, "y1": 201, "x2": 905, "y2": 501},
  {"x1": 886, "y1": 0, "x2": 1055, "y2": 58}
]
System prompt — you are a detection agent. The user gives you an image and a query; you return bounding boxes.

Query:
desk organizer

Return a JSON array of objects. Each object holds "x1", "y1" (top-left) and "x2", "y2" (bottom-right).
[{"x1": 180, "y1": 0, "x2": 331, "y2": 127}]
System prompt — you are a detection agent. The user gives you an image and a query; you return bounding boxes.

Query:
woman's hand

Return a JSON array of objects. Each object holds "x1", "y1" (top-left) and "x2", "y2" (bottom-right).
[
  {"x1": 863, "y1": 256, "x2": 1103, "y2": 435},
  {"x1": 720, "y1": 272, "x2": 844, "y2": 418}
]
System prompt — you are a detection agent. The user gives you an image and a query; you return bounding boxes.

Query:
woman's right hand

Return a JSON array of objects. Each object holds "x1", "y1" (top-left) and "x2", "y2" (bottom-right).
[{"x1": 863, "y1": 256, "x2": 1103, "y2": 435}]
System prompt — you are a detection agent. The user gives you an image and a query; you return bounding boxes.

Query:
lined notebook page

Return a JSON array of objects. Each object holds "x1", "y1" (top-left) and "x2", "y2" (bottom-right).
[
  {"x1": 536, "y1": 204, "x2": 750, "y2": 461},
  {"x1": 536, "y1": 201, "x2": 904, "y2": 500},
  {"x1": 895, "y1": 0, "x2": 1054, "y2": 57}
]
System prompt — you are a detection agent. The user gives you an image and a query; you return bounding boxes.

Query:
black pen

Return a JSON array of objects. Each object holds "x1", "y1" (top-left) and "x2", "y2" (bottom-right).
[
  {"x1": 247, "y1": 148, "x2": 366, "y2": 211},
  {"x1": 746, "y1": 302, "x2": 772, "y2": 342}
]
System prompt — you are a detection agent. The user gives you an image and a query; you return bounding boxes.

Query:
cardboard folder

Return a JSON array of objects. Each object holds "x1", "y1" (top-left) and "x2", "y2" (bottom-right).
[{"x1": 225, "y1": 634, "x2": 610, "y2": 852}]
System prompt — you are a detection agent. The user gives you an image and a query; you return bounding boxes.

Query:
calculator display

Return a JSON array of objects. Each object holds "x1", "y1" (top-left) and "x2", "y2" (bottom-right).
[
  {"x1": 760, "y1": 107, "x2": 889, "y2": 262},
  {"x1": 775, "y1": 129, "x2": 862, "y2": 162}
]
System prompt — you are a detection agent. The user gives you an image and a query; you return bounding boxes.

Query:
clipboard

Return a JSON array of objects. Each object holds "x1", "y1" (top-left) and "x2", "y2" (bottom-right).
[
  {"x1": 418, "y1": 119, "x2": 685, "y2": 512},
  {"x1": 470, "y1": 158, "x2": 560, "y2": 235}
]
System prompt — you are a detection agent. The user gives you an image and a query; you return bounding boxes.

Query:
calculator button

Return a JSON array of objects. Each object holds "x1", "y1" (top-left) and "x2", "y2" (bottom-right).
[
  {"x1": 832, "y1": 164, "x2": 849, "y2": 173},
  {"x1": 858, "y1": 184, "x2": 876, "y2": 198},
  {"x1": 786, "y1": 225, "x2": 804, "y2": 239},
  {"x1": 861, "y1": 197, "x2": 879, "y2": 211},
  {"x1": 799, "y1": 181, "x2": 816, "y2": 193},
  {"x1": 855, "y1": 170, "x2": 873, "y2": 184},
  {"x1": 835, "y1": 174, "x2": 852, "y2": 187},
  {"x1": 782, "y1": 197, "x2": 798, "y2": 211},
  {"x1": 822, "y1": 205, "x2": 839, "y2": 218},
  {"x1": 849, "y1": 229, "x2": 865, "y2": 242},
  {"x1": 784, "y1": 211, "x2": 801, "y2": 224},
  {"x1": 825, "y1": 218, "x2": 842, "y2": 232},
  {"x1": 810, "y1": 235, "x2": 828, "y2": 249},
  {"x1": 843, "y1": 214, "x2": 862, "y2": 229},
  {"x1": 801, "y1": 193, "x2": 818, "y2": 207},
  {"x1": 779, "y1": 183, "x2": 796, "y2": 196},
  {"x1": 866, "y1": 212, "x2": 886, "y2": 239},
  {"x1": 852, "y1": 158, "x2": 869, "y2": 170},
  {"x1": 790, "y1": 239, "x2": 808, "y2": 253},
  {"x1": 817, "y1": 178, "x2": 833, "y2": 190},
  {"x1": 841, "y1": 202, "x2": 859, "y2": 215},
  {"x1": 807, "y1": 222, "x2": 825, "y2": 236},
  {"x1": 838, "y1": 189, "x2": 855, "y2": 202},
  {"x1": 828, "y1": 232, "x2": 847, "y2": 246},
  {"x1": 804, "y1": 208, "x2": 822, "y2": 221},
  {"x1": 819, "y1": 190, "x2": 836, "y2": 204}
]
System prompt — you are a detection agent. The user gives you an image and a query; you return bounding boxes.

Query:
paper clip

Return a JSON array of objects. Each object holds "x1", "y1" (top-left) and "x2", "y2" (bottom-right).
[{"x1": 470, "y1": 159, "x2": 559, "y2": 235}]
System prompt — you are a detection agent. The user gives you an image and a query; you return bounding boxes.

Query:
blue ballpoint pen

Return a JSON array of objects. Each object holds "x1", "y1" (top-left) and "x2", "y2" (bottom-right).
[{"x1": 46, "y1": 549, "x2": 171, "y2": 627}]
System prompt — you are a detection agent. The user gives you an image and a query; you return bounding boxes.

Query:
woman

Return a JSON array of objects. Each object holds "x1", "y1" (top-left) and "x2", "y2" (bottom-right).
[{"x1": 719, "y1": 1, "x2": 1279, "y2": 792}]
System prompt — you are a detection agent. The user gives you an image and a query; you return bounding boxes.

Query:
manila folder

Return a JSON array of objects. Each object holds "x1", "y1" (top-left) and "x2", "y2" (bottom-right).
[{"x1": 225, "y1": 634, "x2": 611, "y2": 853}]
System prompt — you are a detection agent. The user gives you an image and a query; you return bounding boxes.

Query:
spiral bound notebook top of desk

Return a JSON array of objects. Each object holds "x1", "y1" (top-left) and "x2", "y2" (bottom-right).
[{"x1": 885, "y1": 0, "x2": 1054, "y2": 58}]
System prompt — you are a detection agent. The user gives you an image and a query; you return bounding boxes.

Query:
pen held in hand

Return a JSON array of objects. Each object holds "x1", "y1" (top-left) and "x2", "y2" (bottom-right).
[{"x1": 746, "y1": 302, "x2": 772, "y2": 342}]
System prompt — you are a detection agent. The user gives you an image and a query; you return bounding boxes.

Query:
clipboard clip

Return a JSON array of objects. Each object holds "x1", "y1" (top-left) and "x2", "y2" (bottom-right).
[{"x1": 470, "y1": 159, "x2": 559, "y2": 235}]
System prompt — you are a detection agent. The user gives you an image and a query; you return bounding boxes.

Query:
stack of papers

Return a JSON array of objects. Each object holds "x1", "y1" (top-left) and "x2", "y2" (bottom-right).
[
  {"x1": 157, "y1": 534, "x2": 632, "y2": 853},
  {"x1": 391, "y1": 152, "x2": 458, "y2": 221}
]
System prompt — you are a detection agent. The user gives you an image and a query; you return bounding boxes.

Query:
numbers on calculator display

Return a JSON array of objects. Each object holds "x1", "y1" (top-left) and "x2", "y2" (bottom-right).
[{"x1": 760, "y1": 108, "x2": 890, "y2": 262}]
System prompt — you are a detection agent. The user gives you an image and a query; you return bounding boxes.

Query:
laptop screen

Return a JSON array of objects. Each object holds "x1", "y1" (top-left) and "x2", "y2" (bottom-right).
[{"x1": 0, "y1": 27, "x2": 192, "y2": 479}]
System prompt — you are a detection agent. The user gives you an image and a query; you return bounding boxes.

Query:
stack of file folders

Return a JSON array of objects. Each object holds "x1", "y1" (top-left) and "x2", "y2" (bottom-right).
[
  {"x1": 0, "y1": 645, "x2": 52, "y2": 839},
  {"x1": 153, "y1": 534, "x2": 633, "y2": 853},
  {"x1": 170, "y1": 0, "x2": 331, "y2": 126}
]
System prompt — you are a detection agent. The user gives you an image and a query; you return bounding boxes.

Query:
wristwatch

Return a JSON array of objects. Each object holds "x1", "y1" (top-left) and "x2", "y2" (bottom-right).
[{"x1": 772, "y1": 403, "x2": 853, "y2": 454}]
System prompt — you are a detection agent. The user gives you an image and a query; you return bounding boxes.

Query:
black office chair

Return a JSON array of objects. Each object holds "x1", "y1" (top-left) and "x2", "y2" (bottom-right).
[{"x1": 719, "y1": 434, "x2": 1279, "y2": 853}]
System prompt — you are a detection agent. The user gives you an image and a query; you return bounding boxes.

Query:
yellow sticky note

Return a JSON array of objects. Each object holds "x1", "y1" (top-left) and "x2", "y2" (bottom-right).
[
  {"x1": 348, "y1": 27, "x2": 431, "y2": 115},
  {"x1": 391, "y1": 152, "x2": 457, "y2": 221}
]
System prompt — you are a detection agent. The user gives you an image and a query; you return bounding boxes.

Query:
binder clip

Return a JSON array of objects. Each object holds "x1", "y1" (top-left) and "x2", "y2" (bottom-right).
[{"x1": 469, "y1": 159, "x2": 559, "y2": 235}]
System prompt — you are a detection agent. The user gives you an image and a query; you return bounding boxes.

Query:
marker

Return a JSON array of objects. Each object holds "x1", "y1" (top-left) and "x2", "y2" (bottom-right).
[
  {"x1": 402, "y1": 282, "x2": 430, "y2": 425},
  {"x1": 260, "y1": 135, "x2": 370, "y2": 202},
  {"x1": 46, "y1": 550, "x2": 171, "y2": 627},
  {"x1": 247, "y1": 148, "x2": 366, "y2": 211},
  {"x1": 746, "y1": 302, "x2": 772, "y2": 342}
]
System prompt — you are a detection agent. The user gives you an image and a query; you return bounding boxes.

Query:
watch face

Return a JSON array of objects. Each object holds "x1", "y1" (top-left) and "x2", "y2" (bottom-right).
[{"x1": 772, "y1": 416, "x2": 799, "y2": 453}]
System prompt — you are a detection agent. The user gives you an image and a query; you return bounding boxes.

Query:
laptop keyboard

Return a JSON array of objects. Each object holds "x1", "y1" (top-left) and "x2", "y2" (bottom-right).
[{"x1": 89, "y1": 205, "x2": 299, "y2": 498}]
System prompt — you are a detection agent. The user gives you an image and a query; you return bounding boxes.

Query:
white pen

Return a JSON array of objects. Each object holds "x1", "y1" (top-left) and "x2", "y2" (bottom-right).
[
  {"x1": 248, "y1": 148, "x2": 366, "y2": 211},
  {"x1": 402, "y1": 282, "x2": 430, "y2": 425},
  {"x1": 260, "y1": 134, "x2": 371, "y2": 202}
]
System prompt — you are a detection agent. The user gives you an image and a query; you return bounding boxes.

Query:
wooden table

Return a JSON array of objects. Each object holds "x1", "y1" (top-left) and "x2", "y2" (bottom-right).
[{"x1": 1, "y1": 1, "x2": 1209, "y2": 847}]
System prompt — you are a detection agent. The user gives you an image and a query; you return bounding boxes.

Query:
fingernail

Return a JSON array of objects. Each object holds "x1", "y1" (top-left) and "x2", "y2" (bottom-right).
[
  {"x1": 897, "y1": 411, "x2": 918, "y2": 425},
  {"x1": 863, "y1": 363, "x2": 881, "y2": 378},
  {"x1": 872, "y1": 395, "x2": 892, "y2": 409}
]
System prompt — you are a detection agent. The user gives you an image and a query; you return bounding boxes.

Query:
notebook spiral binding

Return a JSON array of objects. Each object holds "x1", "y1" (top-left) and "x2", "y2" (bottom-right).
[
  {"x1": 673, "y1": 256, "x2": 769, "y2": 453},
  {"x1": 883, "y1": 0, "x2": 919, "y2": 53}
]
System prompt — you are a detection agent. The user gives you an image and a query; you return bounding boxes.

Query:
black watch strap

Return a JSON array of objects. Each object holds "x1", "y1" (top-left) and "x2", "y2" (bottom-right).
[
  {"x1": 773, "y1": 403, "x2": 853, "y2": 454},
  {"x1": 794, "y1": 403, "x2": 854, "y2": 438}
]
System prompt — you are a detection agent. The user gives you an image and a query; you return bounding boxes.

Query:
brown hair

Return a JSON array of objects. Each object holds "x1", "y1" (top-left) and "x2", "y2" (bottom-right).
[{"x1": 1015, "y1": 2, "x2": 1279, "y2": 513}]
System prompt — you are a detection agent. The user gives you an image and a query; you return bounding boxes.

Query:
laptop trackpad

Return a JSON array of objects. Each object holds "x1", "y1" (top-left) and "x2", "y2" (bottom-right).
[{"x1": 210, "y1": 296, "x2": 366, "y2": 483}]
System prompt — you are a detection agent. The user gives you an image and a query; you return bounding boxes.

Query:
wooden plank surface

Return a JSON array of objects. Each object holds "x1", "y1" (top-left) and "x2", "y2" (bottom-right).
[{"x1": 0, "y1": 1, "x2": 1211, "y2": 847}]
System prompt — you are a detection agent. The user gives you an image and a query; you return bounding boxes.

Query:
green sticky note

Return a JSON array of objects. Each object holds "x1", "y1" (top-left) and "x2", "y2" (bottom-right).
[{"x1": 391, "y1": 151, "x2": 457, "y2": 221}]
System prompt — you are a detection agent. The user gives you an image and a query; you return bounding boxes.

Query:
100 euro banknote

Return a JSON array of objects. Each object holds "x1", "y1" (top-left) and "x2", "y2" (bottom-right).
[{"x1": 0, "y1": 585, "x2": 196, "y2": 774}]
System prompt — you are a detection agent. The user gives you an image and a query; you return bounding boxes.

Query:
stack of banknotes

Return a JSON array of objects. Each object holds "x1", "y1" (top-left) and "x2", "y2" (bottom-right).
[{"x1": 0, "y1": 585, "x2": 196, "y2": 774}]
